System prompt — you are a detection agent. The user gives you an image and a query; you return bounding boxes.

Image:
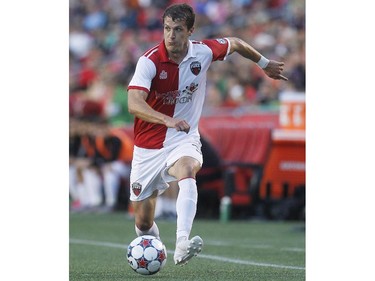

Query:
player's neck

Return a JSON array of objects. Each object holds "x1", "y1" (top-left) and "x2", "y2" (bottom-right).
[{"x1": 168, "y1": 45, "x2": 188, "y2": 64}]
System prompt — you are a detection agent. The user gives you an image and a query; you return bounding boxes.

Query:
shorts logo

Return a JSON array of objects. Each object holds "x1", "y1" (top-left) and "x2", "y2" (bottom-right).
[
  {"x1": 190, "y1": 61, "x2": 201, "y2": 76},
  {"x1": 131, "y1": 182, "x2": 142, "y2": 196}
]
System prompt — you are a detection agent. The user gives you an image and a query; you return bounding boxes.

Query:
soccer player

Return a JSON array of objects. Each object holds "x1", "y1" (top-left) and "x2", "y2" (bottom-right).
[{"x1": 127, "y1": 3, "x2": 287, "y2": 266}]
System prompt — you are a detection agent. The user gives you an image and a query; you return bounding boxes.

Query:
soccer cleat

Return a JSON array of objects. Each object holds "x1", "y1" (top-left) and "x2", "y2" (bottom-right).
[{"x1": 174, "y1": 236, "x2": 203, "y2": 266}]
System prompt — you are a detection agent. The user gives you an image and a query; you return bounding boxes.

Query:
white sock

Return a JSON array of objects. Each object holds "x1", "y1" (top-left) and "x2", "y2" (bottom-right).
[
  {"x1": 176, "y1": 178, "x2": 198, "y2": 243},
  {"x1": 103, "y1": 168, "x2": 119, "y2": 207},
  {"x1": 76, "y1": 182, "x2": 89, "y2": 207},
  {"x1": 83, "y1": 169, "x2": 102, "y2": 207},
  {"x1": 69, "y1": 165, "x2": 79, "y2": 201},
  {"x1": 135, "y1": 222, "x2": 160, "y2": 240}
]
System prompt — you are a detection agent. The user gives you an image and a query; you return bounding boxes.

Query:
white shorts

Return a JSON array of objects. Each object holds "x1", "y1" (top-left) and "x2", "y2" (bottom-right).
[{"x1": 129, "y1": 140, "x2": 203, "y2": 201}]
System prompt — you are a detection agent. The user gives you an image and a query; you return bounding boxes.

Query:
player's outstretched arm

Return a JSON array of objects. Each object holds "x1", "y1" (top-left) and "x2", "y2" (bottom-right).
[
  {"x1": 227, "y1": 37, "x2": 288, "y2": 81},
  {"x1": 128, "y1": 89, "x2": 190, "y2": 133}
]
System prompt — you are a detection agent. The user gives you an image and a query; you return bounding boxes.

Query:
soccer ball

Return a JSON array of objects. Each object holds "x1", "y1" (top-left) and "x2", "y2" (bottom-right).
[{"x1": 127, "y1": 235, "x2": 167, "y2": 275}]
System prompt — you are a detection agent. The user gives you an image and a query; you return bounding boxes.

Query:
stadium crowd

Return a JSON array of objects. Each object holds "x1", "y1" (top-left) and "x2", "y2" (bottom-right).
[
  {"x1": 69, "y1": 0, "x2": 305, "y2": 123},
  {"x1": 69, "y1": 0, "x2": 305, "y2": 212}
]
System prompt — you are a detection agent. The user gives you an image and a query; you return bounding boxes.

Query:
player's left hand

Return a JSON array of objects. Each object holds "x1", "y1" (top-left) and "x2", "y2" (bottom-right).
[{"x1": 264, "y1": 60, "x2": 288, "y2": 81}]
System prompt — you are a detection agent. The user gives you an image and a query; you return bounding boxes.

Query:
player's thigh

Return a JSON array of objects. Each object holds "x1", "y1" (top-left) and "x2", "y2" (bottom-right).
[
  {"x1": 130, "y1": 146, "x2": 168, "y2": 200},
  {"x1": 166, "y1": 141, "x2": 203, "y2": 179},
  {"x1": 168, "y1": 156, "x2": 201, "y2": 179}
]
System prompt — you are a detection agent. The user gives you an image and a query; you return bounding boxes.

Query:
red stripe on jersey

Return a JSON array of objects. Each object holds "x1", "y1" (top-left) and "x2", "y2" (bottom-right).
[
  {"x1": 202, "y1": 39, "x2": 229, "y2": 61},
  {"x1": 143, "y1": 45, "x2": 158, "y2": 57},
  {"x1": 133, "y1": 41, "x2": 179, "y2": 149},
  {"x1": 128, "y1": 85, "x2": 149, "y2": 93}
]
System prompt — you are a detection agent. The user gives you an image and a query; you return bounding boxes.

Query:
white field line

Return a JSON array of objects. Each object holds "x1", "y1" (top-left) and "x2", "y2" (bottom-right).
[
  {"x1": 159, "y1": 239, "x2": 304, "y2": 252},
  {"x1": 70, "y1": 238, "x2": 305, "y2": 271},
  {"x1": 281, "y1": 247, "x2": 305, "y2": 252}
]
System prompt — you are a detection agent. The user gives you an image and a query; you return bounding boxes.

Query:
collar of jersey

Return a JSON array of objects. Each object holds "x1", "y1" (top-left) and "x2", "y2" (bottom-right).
[{"x1": 160, "y1": 40, "x2": 196, "y2": 64}]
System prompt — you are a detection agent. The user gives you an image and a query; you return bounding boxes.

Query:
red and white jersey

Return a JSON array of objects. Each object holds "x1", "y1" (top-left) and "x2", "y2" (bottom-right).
[{"x1": 128, "y1": 38, "x2": 230, "y2": 149}]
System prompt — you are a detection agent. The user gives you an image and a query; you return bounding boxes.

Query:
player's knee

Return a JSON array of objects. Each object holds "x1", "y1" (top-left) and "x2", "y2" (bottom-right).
[
  {"x1": 178, "y1": 165, "x2": 191, "y2": 177},
  {"x1": 176, "y1": 159, "x2": 200, "y2": 178},
  {"x1": 182, "y1": 163, "x2": 200, "y2": 178},
  {"x1": 135, "y1": 220, "x2": 153, "y2": 231},
  {"x1": 134, "y1": 210, "x2": 154, "y2": 231}
]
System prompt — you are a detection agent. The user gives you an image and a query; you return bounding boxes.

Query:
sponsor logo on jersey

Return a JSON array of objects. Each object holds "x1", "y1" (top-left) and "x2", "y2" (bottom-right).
[
  {"x1": 190, "y1": 61, "x2": 201, "y2": 76},
  {"x1": 131, "y1": 182, "x2": 142, "y2": 196},
  {"x1": 159, "y1": 70, "x2": 167, "y2": 79},
  {"x1": 156, "y1": 83, "x2": 198, "y2": 105},
  {"x1": 182, "y1": 83, "x2": 198, "y2": 97},
  {"x1": 216, "y1": 38, "x2": 226, "y2": 44}
]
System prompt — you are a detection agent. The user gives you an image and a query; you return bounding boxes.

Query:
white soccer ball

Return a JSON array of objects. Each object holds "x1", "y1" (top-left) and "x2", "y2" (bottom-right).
[{"x1": 127, "y1": 235, "x2": 167, "y2": 275}]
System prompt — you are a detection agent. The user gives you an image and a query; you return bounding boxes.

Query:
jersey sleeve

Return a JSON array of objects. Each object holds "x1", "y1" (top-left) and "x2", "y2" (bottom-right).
[
  {"x1": 202, "y1": 38, "x2": 230, "y2": 62},
  {"x1": 127, "y1": 56, "x2": 156, "y2": 93}
]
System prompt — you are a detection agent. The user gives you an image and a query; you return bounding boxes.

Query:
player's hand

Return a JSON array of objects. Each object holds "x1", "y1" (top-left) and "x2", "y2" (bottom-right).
[
  {"x1": 264, "y1": 60, "x2": 288, "y2": 81},
  {"x1": 175, "y1": 120, "x2": 190, "y2": 133},
  {"x1": 165, "y1": 118, "x2": 190, "y2": 134}
]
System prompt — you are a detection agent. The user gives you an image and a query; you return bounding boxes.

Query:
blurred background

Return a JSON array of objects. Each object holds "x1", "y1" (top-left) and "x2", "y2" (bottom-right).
[{"x1": 69, "y1": 0, "x2": 305, "y2": 221}]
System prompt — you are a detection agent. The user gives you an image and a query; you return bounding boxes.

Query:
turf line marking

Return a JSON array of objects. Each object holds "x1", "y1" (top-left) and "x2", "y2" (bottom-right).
[
  {"x1": 281, "y1": 247, "x2": 305, "y2": 252},
  {"x1": 206, "y1": 240, "x2": 304, "y2": 252},
  {"x1": 146, "y1": 239, "x2": 304, "y2": 252},
  {"x1": 197, "y1": 253, "x2": 304, "y2": 270},
  {"x1": 70, "y1": 239, "x2": 126, "y2": 249},
  {"x1": 70, "y1": 238, "x2": 305, "y2": 271}
]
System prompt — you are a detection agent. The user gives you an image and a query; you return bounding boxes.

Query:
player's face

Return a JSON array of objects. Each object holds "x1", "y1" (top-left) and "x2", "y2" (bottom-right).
[{"x1": 163, "y1": 16, "x2": 193, "y2": 57}]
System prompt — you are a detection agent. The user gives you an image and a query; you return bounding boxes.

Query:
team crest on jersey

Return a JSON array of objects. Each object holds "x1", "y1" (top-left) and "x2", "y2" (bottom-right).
[
  {"x1": 190, "y1": 61, "x2": 201, "y2": 76},
  {"x1": 131, "y1": 182, "x2": 142, "y2": 196},
  {"x1": 216, "y1": 38, "x2": 226, "y2": 44},
  {"x1": 159, "y1": 70, "x2": 167, "y2": 79}
]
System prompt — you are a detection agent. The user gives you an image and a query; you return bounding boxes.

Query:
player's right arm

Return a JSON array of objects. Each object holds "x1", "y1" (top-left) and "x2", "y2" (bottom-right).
[
  {"x1": 128, "y1": 89, "x2": 190, "y2": 133},
  {"x1": 128, "y1": 55, "x2": 190, "y2": 133}
]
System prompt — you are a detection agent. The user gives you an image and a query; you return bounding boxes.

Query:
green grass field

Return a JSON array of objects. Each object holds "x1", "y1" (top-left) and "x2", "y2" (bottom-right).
[{"x1": 70, "y1": 212, "x2": 305, "y2": 280}]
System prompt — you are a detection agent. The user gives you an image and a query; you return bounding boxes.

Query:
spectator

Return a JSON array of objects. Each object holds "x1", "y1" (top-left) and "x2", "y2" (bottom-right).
[
  {"x1": 69, "y1": 119, "x2": 103, "y2": 211},
  {"x1": 69, "y1": 0, "x2": 305, "y2": 215},
  {"x1": 69, "y1": 0, "x2": 305, "y2": 113},
  {"x1": 69, "y1": 118, "x2": 134, "y2": 212},
  {"x1": 95, "y1": 123, "x2": 133, "y2": 212}
]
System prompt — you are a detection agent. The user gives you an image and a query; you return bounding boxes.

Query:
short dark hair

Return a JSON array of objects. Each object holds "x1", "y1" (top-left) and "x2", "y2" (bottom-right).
[{"x1": 162, "y1": 3, "x2": 195, "y2": 30}]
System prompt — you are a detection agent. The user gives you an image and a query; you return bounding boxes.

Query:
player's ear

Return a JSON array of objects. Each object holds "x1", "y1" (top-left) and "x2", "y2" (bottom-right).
[{"x1": 188, "y1": 27, "x2": 194, "y2": 36}]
